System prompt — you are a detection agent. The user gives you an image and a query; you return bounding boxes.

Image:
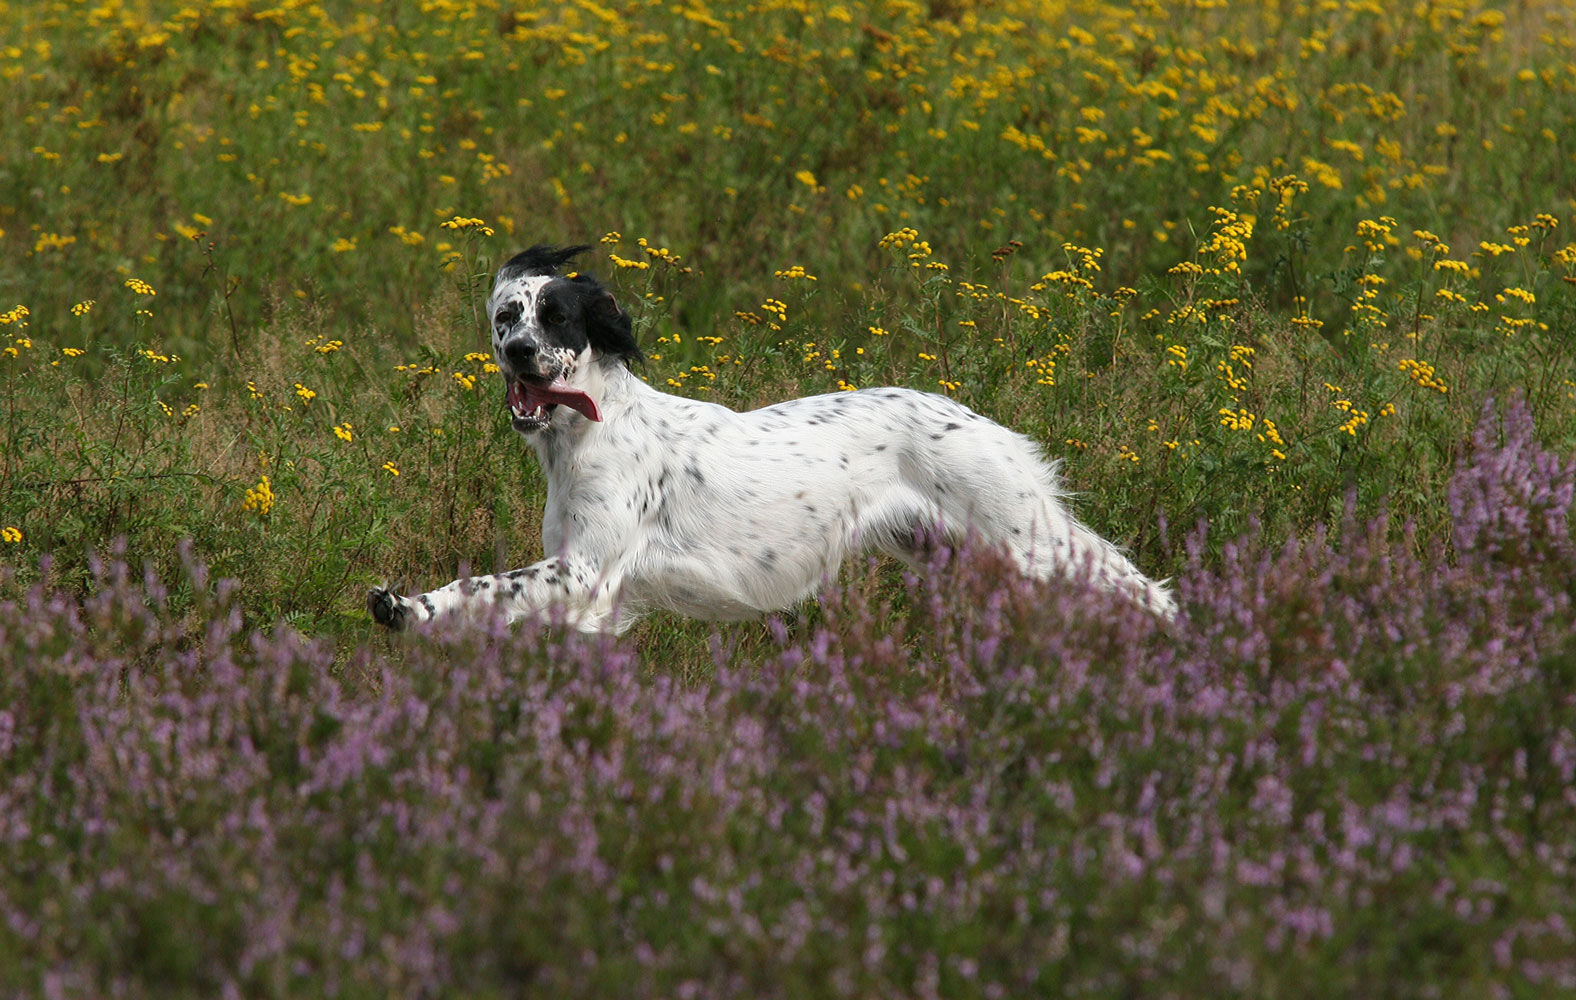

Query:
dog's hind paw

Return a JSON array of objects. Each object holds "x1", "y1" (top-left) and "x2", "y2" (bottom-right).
[{"x1": 368, "y1": 587, "x2": 411, "y2": 631}]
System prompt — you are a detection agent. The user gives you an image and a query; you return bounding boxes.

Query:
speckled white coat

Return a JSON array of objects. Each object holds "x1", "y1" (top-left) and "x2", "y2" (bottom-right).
[{"x1": 370, "y1": 260, "x2": 1175, "y2": 634}]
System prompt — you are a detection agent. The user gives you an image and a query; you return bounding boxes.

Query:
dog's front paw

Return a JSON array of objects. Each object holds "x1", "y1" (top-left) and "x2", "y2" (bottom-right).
[{"x1": 368, "y1": 587, "x2": 412, "y2": 631}]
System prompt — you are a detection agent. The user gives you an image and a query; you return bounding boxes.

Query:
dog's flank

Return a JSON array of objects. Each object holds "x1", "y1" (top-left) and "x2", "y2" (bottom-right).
[{"x1": 370, "y1": 244, "x2": 1176, "y2": 633}]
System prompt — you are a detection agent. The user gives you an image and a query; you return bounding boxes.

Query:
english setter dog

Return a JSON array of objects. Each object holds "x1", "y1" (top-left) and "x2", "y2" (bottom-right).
[{"x1": 369, "y1": 244, "x2": 1176, "y2": 634}]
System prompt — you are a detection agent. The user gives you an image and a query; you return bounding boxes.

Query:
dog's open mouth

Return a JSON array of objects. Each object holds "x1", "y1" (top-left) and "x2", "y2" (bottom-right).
[{"x1": 506, "y1": 376, "x2": 601, "y2": 431}]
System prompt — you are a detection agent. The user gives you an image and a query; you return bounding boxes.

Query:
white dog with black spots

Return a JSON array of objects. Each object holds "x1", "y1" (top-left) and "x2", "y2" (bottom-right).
[{"x1": 369, "y1": 244, "x2": 1176, "y2": 634}]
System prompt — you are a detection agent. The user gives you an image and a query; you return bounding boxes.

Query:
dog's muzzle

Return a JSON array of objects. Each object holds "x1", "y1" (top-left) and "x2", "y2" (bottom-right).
[{"x1": 497, "y1": 339, "x2": 602, "y2": 431}]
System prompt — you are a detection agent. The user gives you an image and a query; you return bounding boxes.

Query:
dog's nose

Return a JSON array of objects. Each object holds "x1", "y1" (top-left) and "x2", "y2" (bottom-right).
[{"x1": 501, "y1": 338, "x2": 538, "y2": 370}]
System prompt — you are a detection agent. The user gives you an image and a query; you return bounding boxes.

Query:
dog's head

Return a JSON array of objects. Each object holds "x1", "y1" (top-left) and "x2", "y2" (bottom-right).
[{"x1": 486, "y1": 244, "x2": 642, "y2": 434}]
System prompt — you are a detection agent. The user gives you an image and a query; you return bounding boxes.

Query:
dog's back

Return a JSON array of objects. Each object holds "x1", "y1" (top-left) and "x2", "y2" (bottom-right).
[{"x1": 593, "y1": 375, "x2": 1176, "y2": 622}]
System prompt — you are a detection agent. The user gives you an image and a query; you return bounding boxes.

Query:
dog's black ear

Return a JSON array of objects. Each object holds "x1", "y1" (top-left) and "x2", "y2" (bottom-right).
[{"x1": 585, "y1": 289, "x2": 643, "y2": 364}]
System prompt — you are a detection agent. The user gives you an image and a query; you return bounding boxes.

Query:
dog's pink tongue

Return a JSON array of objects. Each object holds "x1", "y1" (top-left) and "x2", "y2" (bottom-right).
[{"x1": 523, "y1": 379, "x2": 601, "y2": 422}]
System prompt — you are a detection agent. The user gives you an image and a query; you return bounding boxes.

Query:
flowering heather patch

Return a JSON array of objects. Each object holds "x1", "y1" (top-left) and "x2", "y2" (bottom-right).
[{"x1": 2, "y1": 400, "x2": 1573, "y2": 997}]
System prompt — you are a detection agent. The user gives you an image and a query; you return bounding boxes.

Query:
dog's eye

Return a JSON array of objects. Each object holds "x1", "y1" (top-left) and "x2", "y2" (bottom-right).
[
  {"x1": 542, "y1": 308, "x2": 567, "y2": 326},
  {"x1": 493, "y1": 302, "x2": 523, "y2": 331}
]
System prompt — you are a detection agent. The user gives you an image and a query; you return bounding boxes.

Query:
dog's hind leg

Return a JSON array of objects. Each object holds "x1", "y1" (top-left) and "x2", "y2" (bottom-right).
[{"x1": 369, "y1": 555, "x2": 619, "y2": 633}]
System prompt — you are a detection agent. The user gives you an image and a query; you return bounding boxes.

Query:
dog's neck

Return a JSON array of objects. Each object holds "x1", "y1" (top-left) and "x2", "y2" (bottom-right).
[{"x1": 529, "y1": 359, "x2": 647, "y2": 463}]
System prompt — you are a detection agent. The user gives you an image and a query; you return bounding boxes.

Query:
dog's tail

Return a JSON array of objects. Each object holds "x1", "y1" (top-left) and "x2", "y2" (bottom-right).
[{"x1": 1046, "y1": 511, "x2": 1179, "y2": 621}]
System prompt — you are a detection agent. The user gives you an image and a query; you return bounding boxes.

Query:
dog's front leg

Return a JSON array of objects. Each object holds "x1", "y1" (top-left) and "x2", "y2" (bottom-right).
[{"x1": 368, "y1": 555, "x2": 617, "y2": 633}]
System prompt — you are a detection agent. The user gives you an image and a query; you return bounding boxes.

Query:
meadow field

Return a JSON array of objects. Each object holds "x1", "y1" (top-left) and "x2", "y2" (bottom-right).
[{"x1": 4, "y1": 0, "x2": 1576, "y2": 994}]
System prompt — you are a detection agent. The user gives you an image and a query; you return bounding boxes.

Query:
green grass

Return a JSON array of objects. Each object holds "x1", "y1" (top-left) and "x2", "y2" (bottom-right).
[{"x1": 5, "y1": 0, "x2": 1576, "y2": 651}]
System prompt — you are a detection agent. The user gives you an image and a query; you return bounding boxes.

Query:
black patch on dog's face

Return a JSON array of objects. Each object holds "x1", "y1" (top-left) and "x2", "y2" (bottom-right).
[
  {"x1": 532, "y1": 281, "x2": 591, "y2": 355},
  {"x1": 488, "y1": 244, "x2": 643, "y2": 367},
  {"x1": 493, "y1": 299, "x2": 523, "y2": 332}
]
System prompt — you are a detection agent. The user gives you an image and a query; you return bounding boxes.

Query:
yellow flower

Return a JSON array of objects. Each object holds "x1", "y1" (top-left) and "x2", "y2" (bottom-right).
[
  {"x1": 880, "y1": 228, "x2": 920, "y2": 251},
  {"x1": 1218, "y1": 407, "x2": 1256, "y2": 431},
  {"x1": 294, "y1": 383, "x2": 316, "y2": 402},
  {"x1": 333, "y1": 422, "x2": 354, "y2": 442},
  {"x1": 795, "y1": 169, "x2": 819, "y2": 188},
  {"x1": 1398, "y1": 358, "x2": 1448, "y2": 394},
  {"x1": 382, "y1": 461, "x2": 400, "y2": 476},
  {"x1": 1, "y1": 527, "x2": 21, "y2": 544},
  {"x1": 331, "y1": 238, "x2": 357, "y2": 253},
  {"x1": 71, "y1": 300, "x2": 95, "y2": 316},
  {"x1": 241, "y1": 476, "x2": 275, "y2": 517},
  {"x1": 124, "y1": 278, "x2": 156, "y2": 296},
  {"x1": 33, "y1": 233, "x2": 76, "y2": 253},
  {"x1": 440, "y1": 216, "x2": 495, "y2": 237}
]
